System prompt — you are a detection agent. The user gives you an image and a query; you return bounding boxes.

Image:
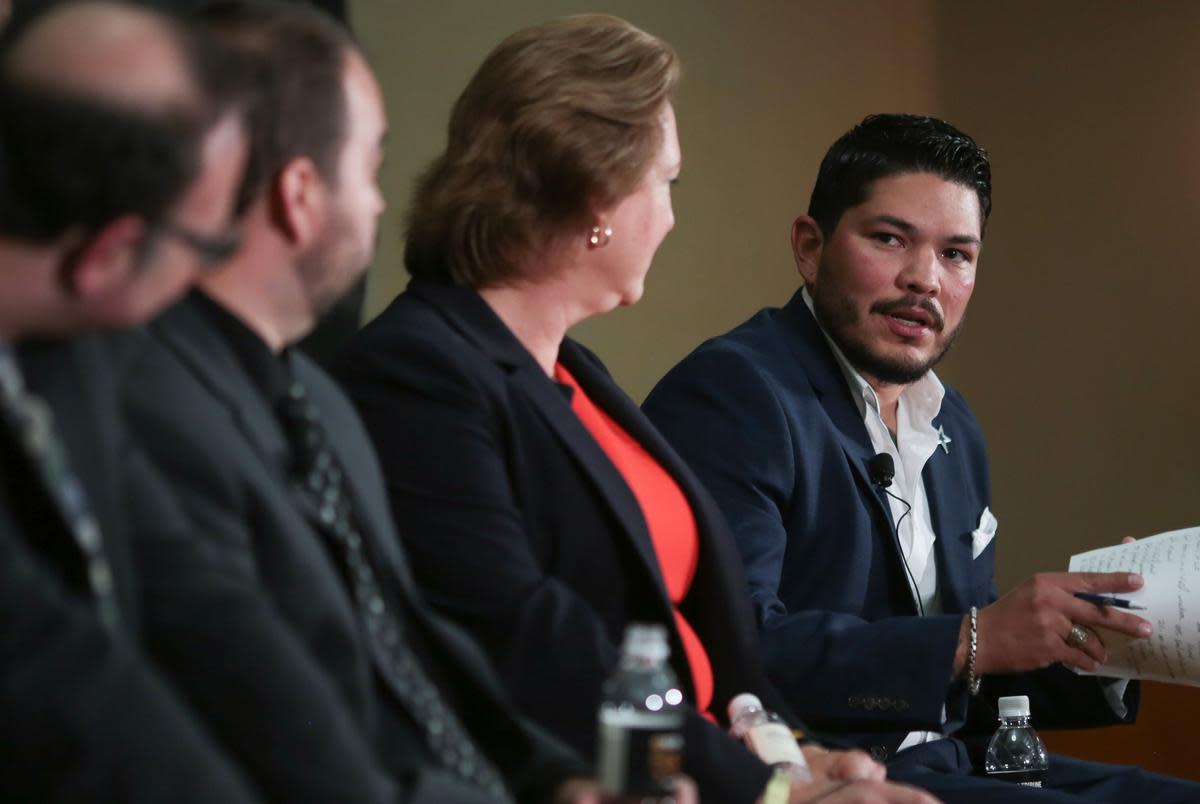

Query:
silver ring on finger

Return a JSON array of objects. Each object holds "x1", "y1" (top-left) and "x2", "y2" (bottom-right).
[{"x1": 1066, "y1": 623, "x2": 1090, "y2": 648}]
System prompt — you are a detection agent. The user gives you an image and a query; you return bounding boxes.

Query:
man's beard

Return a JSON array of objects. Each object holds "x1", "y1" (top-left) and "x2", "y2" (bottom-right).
[
  {"x1": 811, "y1": 285, "x2": 964, "y2": 385},
  {"x1": 296, "y1": 208, "x2": 374, "y2": 320}
]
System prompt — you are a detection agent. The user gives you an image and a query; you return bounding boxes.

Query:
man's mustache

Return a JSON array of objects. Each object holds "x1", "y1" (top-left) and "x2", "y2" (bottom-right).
[{"x1": 870, "y1": 296, "x2": 944, "y2": 332}]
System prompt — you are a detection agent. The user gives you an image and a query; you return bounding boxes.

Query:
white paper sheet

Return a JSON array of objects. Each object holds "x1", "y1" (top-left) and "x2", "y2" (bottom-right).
[{"x1": 1068, "y1": 526, "x2": 1200, "y2": 687}]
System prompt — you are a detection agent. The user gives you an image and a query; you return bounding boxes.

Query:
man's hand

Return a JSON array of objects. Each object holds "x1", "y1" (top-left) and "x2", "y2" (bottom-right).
[
  {"x1": 782, "y1": 747, "x2": 935, "y2": 803},
  {"x1": 760, "y1": 778, "x2": 940, "y2": 804},
  {"x1": 555, "y1": 776, "x2": 697, "y2": 804},
  {"x1": 801, "y1": 745, "x2": 886, "y2": 782},
  {"x1": 957, "y1": 571, "x2": 1152, "y2": 676}
]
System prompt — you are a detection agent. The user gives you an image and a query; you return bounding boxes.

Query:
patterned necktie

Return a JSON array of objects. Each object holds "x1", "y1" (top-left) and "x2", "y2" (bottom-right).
[
  {"x1": 0, "y1": 344, "x2": 120, "y2": 630},
  {"x1": 276, "y1": 378, "x2": 513, "y2": 803}
]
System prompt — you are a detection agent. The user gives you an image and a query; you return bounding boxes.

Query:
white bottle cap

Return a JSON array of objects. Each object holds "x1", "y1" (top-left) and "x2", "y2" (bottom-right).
[
  {"x1": 622, "y1": 623, "x2": 670, "y2": 662},
  {"x1": 997, "y1": 695, "x2": 1031, "y2": 718},
  {"x1": 727, "y1": 692, "x2": 765, "y2": 721}
]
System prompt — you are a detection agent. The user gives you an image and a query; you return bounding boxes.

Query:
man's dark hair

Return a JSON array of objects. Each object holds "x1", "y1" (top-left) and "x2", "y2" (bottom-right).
[
  {"x1": 194, "y1": 0, "x2": 355, "y2": 211},
  {"x1": 0, "y1": 78, "x2": 201, "y2": 242},
  {"x1": 807, "y1": 114, "x2": 992, "y2": 237}
]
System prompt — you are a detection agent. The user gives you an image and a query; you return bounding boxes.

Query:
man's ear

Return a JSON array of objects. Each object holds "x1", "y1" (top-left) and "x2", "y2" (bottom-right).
[
  {"x1": 63, "y1": 215, "x2": 147, "y2": 299},
  {"x1": 270, "y1": 156, "x2": 328, "y2": 248},
  {"x1": 790, "y1": 215, "x2": 824, "y2": 286}
]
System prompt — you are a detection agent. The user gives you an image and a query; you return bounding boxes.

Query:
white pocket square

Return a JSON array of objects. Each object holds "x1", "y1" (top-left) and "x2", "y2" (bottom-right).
[{"x1": 971, "y1": 507, "x2": 997, "y2": 560}]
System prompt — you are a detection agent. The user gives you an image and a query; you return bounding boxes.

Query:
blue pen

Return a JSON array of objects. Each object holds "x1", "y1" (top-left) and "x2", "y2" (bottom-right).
[{"x1": 1074, "y1": 592, "x2": 1146, "y2": 610}]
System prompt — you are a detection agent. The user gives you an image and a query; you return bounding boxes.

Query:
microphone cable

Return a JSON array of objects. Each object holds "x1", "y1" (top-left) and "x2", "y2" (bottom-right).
[{"x1": 867, "y1": 453, "x2": 925, "y2": 617}]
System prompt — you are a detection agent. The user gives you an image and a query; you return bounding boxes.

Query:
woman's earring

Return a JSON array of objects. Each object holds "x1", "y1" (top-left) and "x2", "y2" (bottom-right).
[{"x1": 588, "y1": 224, "x2": 613, "y2": 248}]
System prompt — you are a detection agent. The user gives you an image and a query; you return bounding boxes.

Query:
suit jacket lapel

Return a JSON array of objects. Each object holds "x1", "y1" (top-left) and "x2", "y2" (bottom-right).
[
  {"x1": 924, "y1": 427, "x2": 974, "y2": 613},
  {"x1": 563, "y1": 345, "x2": 702, "y2": 527},
  {"x1": 291, "y1": 353, "x2": 421, "y2": 593},
  {"x1": 778, "y1": 294, "x2": 897, "y2": 534},
  {"x1": 558, "y1": 341, "x2": 734, "y2": 567},
  {"x1": 14, "y1": 338, "x2": 137, "y2": 624},
  {"x1": 407, "y1": 282, "x2": 677, "y2": 626},
  {"x1": 150, "y1": 298, "x2": 290, "y2": 477},
  {"x1": 0, "y1": 396, "x2": 88, "y2": 584},
  {"x1": 782, "y1": 297, "x2": 979, "y2": 614},
  {"x1": 563, "y1": 341, "x2": 780, "y2": 701},
  {"x1": 511, "y1": 363, "x2": 673, "y2": 601}
]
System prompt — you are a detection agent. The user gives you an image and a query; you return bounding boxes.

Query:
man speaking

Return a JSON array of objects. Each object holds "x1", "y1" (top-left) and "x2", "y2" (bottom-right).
[{"x1": 644, "y1": 114, "x2": 1200, "y2": 803}]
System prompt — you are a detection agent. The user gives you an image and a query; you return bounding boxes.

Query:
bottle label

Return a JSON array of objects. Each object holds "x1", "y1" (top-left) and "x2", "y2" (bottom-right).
[
  {"x1": 746, "y1": 722, "x2": 808, "y2": 769},
  {"x1": 597, "y1": 711, "x2": 683, "y2": 796},
  {"x1": 986, "y1": 769, "x2": 1046, "y2": 786}
]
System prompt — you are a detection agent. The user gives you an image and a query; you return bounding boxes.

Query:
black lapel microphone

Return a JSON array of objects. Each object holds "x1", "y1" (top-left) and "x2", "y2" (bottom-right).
[
  {"x1": 867, "y1": 452, "x2": 925, "y2": 616},
  {"x1": 867, "y1": 453, "x2": 895, "y2": 488}
]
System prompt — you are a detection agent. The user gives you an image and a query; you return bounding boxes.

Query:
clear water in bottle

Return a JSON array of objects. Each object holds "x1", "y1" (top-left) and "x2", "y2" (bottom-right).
[
  {"x1": 596, "y1": 624, "x2": 685, "y2": 799},
  {"x1": 984, "y1": 695, "x2": 1049, "y2": 787}
]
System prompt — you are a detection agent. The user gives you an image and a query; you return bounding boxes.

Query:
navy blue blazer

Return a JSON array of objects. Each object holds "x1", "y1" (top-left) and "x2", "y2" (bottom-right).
[
  {"x1": 338, "y1": 280, "x2": 797, "y2": 804},
  {"x1": 643, "y1": 290, "x2": 1137, "y2": 758}
]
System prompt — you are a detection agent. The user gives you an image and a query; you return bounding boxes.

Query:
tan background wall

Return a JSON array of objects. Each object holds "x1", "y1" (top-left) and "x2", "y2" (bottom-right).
[{"x1": 351, "y1": 0, "x2": 1199, "y2": 774}]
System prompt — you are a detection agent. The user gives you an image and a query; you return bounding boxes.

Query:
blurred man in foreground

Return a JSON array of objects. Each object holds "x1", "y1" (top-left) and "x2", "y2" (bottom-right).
[{"x1": 0, "y1": 1, "x2": 253, "y2": 800}]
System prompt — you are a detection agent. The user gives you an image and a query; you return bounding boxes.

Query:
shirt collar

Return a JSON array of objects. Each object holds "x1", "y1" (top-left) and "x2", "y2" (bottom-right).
[
  {"x1": 190, "y1": 290, "x2": 294, "y2": 404},
  {"x1": 0, "y1": 340, "x2": 22, "y2": 401},
  {"x1": 800, "y1": 286, "x2": 945, "y2": 429}
]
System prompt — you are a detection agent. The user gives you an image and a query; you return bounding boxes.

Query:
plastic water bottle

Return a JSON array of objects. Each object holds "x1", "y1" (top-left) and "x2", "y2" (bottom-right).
[
  {"x1": 597, "y1": 624, "x2": 685, "y2": 799},
  {"x1": 983, "y1": 695, "x2": 1048, "y2": 787},
  {"x1": 728, "y1": 693, "x2": 812, "y2": 782}
]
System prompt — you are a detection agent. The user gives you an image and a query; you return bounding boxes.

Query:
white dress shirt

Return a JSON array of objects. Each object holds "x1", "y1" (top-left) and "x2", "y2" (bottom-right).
[
  {"x1": 801, "y1": 290, "x2": 1130, "y2": 749},
  {"x1": 802, "y1": 289, "x2": 946, "y2": 750}
]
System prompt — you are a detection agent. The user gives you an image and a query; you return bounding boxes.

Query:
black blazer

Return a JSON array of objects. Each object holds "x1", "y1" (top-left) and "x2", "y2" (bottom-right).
[
  {"x1": 115, "y1": 297, "x2": 584, "y2": 804},
  {"x1": 338, "y1": 280, "x2": 795, "y2": 804},
  {"x1": 3, "y1": 337, "x2": 259, "y2": 803}
]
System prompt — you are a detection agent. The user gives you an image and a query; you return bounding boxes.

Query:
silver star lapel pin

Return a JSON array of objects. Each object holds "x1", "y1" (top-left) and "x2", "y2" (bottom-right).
[{"x1": 936, "y1": 424, "x2": 952, "y2": 454}]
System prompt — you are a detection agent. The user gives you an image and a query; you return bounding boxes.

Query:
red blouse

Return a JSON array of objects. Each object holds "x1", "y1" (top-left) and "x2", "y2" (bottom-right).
[{"x1": 554, "y1": 363, "x2": 714, "y2": 715}]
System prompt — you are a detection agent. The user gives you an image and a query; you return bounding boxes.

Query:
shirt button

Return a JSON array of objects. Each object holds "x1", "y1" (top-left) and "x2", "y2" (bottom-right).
[
  {"x1": 77, "y1": 518, "x2": 101, "y2": 550},
  {"x1": 90, "y1": 563, "x2": 113, "y2": 594}
]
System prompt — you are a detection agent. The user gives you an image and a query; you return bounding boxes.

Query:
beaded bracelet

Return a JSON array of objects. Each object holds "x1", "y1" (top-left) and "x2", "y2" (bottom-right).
[{"x1": 967, "y1": 606, "x2": 982, "y2": 696}]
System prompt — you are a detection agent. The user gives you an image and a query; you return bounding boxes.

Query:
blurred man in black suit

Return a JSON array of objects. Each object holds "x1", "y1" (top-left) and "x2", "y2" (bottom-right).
[
  {"x1": 115, "y1": 2, "x2": 602, "y2": 802},
  {"x1": 0, "y1": 2, "x2": 254, "y2": 800}
]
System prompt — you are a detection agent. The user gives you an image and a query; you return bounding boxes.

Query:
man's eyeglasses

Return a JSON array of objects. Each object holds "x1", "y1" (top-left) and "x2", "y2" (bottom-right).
[{"x1": 154, "y1": 220, "x2": 242, "y2": 268}]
